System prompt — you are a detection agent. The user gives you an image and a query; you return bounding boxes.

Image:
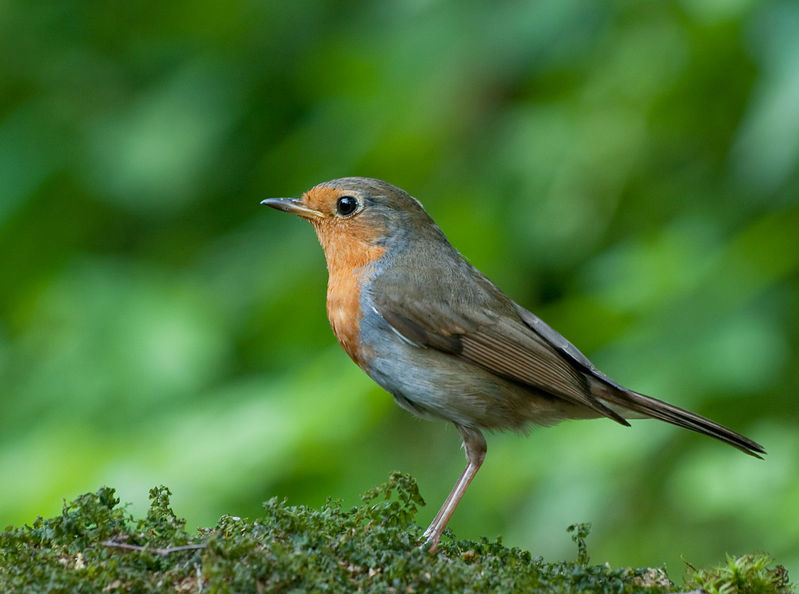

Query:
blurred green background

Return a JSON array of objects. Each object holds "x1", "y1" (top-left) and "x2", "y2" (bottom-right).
[{"x1": 1, "y1": 0, "x2": 797, "y2": 579}]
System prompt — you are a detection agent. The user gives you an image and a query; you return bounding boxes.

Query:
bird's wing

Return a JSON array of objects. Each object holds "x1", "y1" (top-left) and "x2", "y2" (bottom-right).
[
  {"x1": 371, "y1": 269, "x2": 630, "y2": 426},
  {"x1": 511, "y1": 303, "x2": 629, "y2": 393},
  {"x1": 510, "y1": 303, "x2": 766, "y2": 456}
]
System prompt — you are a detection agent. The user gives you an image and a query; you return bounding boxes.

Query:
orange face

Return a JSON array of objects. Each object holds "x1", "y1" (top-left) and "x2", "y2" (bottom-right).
[
  {"x1": 262, "y1": 183, "x2": 388, "y2": 367},
  {"x1": 302, "y1": 185, "x2": 386, "y2": 261},
  {"x1": 263, "y1": 184, "x2": 386, "y2": 263}
]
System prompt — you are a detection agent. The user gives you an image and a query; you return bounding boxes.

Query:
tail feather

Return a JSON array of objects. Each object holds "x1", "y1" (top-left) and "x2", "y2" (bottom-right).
[{"x1": 592, "y1": 381, "x2": 766, "y2": 458}]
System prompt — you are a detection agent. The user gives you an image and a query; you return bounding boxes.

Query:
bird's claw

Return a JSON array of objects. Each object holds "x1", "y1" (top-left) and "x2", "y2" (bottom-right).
[{"x1": 419, "y1": 537, "x2": 439, "y2": 554}]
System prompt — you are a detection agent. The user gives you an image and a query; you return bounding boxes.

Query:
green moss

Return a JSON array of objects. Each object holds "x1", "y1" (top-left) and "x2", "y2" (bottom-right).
[
  {"x1": 568, "y1": 522, "x2": 592, "y2": 565},
  {"x1": 684, "y1": 553, "x2": 792, "y2": 594},
  {"x1": 0, "y1": 474, "x2": 791, "y2": 593}
]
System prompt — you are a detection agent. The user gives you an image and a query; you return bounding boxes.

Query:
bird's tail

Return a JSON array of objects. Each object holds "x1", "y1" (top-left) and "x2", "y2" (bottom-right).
[{"x1": 592, "y1": 380, "x2": 766, "y2": 458}]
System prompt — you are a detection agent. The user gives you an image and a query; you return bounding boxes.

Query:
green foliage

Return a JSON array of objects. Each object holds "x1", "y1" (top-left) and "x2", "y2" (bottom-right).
[
  {"x1": 684, "y1": 553, "x2": 793, "y2": 594},
  {"x1": 1, "y1": 475, "x2": 792, "y2": 593},
  {"x1": 0, "y1": 485, "x2": 199, "y2": 593},
  {"x1": 568, "y1": 522, "x2": 592, "y2": 565}
]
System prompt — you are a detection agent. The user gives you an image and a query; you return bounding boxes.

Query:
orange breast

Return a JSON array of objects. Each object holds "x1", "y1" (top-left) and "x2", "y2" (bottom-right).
[
  {"x1": 326, "y1": 266, "x2": 368, "y2": 366},
  {"x1": 315, "y1": 223, "x2": 386, "y2": 367}
]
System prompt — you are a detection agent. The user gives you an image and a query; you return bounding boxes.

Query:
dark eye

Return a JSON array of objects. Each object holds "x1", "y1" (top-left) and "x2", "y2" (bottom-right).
[{"x1": 335, "y1": 195, "x2": 359, "y2": 217}]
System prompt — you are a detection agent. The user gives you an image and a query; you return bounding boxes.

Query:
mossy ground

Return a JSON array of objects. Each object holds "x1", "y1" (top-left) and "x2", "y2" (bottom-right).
[{"x1": 0, "y1": 473, "x2": 791, "y2": 593}]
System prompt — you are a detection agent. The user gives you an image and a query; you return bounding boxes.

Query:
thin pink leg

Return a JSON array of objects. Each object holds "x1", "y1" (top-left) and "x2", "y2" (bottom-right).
[{"x1": 422, "y1": 425, "x2": 486, "y2": 553}]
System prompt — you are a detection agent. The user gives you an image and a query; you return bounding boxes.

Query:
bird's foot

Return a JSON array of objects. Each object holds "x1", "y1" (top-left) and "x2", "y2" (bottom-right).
[
  {"x1": 419, "y1": 534, "x2": 440, "y2": 554},
  {"x1": 420, "y1": 524, "x2": 442, "y2": 554}
]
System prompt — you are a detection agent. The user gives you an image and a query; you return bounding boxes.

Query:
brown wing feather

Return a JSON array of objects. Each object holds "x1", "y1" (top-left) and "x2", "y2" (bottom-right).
[
  {"x1": 514, "y1": 304, "x2": 765, "y2": 457},
  {"x1": 376, "y1": 298, "x2": 630, "y2": 426}
]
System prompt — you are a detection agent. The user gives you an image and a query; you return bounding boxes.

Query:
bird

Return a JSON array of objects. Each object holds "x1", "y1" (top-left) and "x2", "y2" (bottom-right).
[{"x1": 261, "y1": 177, "x2": 765, "y2": 553}]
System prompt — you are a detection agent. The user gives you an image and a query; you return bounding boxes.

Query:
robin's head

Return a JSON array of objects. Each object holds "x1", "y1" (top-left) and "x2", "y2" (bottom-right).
[{"x1": 262, "y1": 178, "x2": 444, "y2": 261}]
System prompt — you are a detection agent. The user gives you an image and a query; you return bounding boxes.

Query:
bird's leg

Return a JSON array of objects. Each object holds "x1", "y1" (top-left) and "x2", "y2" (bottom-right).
[
  {"x1": 421, "y1": 424, "x2": 486, "y2": 553},
  {"x1": 422, "y1": 465, "x2": 468, "y2": 540}
]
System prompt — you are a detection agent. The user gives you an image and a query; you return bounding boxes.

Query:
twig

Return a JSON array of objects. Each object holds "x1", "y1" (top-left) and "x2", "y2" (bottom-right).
[{"x1": 101, "y1": 540, "x2": 206, "y2": 556}]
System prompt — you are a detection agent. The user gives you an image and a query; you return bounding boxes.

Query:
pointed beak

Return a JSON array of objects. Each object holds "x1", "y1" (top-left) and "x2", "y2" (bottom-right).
[{"x1": 261, "y1": 198, "x2": 324, "y2": 221}]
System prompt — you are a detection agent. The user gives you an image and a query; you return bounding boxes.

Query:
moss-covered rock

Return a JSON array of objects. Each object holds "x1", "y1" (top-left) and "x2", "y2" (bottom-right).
[{"x1": 0, "y1": 473, "x2": 791, "y2": 593}]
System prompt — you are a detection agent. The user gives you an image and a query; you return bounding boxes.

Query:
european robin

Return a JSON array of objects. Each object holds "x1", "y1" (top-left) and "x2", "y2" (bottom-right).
[{"x1": 262, "y1": 177, "x2": 765, "y2": 553}]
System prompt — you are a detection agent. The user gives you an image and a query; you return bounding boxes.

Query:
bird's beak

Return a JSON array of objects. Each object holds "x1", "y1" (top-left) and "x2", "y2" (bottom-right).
[{"x1": 261, "y1": 198, "x2": 324, "y2": 221}]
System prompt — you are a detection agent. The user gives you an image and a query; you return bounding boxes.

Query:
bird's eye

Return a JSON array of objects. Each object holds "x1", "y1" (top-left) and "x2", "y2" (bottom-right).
[{"x1": 335, "y1": 195, "x2": 359, "y2": 217}]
